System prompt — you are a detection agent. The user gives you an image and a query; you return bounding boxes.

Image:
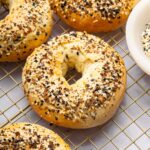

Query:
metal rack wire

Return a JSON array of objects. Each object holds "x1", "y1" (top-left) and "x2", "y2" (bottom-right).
[{"x1": 0, "y1": 8, "x2": 150, "y2": 150}]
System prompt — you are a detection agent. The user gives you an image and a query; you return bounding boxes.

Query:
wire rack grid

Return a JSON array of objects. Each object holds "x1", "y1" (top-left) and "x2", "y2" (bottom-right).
[{"x1": 0, "y1": 7, "x2": 150, "y2": 150}]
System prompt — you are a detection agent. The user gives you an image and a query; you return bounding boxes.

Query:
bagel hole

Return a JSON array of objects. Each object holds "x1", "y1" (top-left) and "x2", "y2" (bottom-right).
[
  {"x1": 65, "y1": 68, "x2": 82, "y2": 85},
  {"x1": 0, "y1": 5, "x2": 8, "y2": 20}
]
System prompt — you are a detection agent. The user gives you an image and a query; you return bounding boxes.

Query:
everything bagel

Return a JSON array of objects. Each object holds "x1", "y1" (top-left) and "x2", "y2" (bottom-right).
[
  {"x1": 50, "y1": 0, "x2": 138, "y2": 32},
  {"x1": 23, "y1": 32, "x2": 126, "y2": 129},
  {"x1": 0, "y1": 123, "x2": 70, "y2": 149},
  {"x1": 0, "y1": 0, "x2": 53, "y2": 62}
]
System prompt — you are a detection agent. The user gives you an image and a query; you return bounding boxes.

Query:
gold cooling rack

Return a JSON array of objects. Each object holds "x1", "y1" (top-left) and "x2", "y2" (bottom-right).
[{"x1": 0, "y1": 8, "x2": 150, "y2": 150}]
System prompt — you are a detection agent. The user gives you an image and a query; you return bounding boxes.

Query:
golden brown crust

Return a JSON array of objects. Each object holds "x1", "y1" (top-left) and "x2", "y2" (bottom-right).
[
  {"x1": 0, "y1": 0, "x2": 53, "y2": 62},
  {"x1": 23, "y1": 31, "x2": 126, "y2": 129},
  {"x1": 50, "y1": 0, "x2": 138, "y2": 32},
  {"x1": 0, "y1": 122, "x2": 70, "y2": 150}
]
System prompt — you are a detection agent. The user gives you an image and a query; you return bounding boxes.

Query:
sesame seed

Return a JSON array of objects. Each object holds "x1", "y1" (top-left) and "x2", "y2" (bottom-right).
[{"x1": 142, "y1": 22, "x2": 150, "y2": 57}]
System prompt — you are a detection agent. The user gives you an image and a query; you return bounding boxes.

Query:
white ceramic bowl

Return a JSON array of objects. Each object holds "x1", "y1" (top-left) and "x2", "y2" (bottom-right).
[{"x1": 126, "y1": 0, "x2": 150, "y2": 75}]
